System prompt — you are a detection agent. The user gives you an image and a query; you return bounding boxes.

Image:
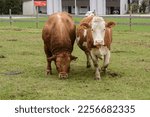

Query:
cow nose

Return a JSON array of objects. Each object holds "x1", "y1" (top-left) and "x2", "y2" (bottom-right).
[
  {"x1": 59, "y1": 72, "x2": 68, "y2": 79},
  {"x1": 94, "y1": 40, "x2": 104, "y2": 46}
]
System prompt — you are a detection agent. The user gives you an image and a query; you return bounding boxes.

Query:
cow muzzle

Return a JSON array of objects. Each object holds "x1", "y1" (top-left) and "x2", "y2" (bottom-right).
[
  {"x1": 94, "y1": 40, "x2": 104, "y2": 46},
  {"x1": 59, "y1": 72, "x2": 68, "y2": 79}
]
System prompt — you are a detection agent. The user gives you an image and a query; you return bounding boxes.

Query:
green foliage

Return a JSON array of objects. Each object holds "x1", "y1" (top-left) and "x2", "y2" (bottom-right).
[
  {"x1": 140, "y1": 0, "x2": 147, "y2": 13},
  {"x1": 0, "y1": 0, "x2": 22, "y2": 14},
  {"x1": 131, "y1": 2, "x2": 139, "y2": 13}
]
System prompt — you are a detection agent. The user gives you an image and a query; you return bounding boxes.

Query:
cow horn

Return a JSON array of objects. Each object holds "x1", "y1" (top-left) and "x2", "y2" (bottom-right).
[
  {"x1": 47, "y1": 55, "x2": 56, "y2": 62},
  {"x1": 70, "y1": 55, "x2": 78, "y2": 61}
]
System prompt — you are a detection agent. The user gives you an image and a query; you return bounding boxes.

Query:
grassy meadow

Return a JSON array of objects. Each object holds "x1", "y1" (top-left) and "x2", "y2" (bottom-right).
[{"x1": 0, "y1": 17, "x2": 150, "y2": 100}]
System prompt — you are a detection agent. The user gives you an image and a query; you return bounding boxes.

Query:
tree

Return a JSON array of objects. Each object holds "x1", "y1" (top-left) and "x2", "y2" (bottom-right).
[
  {"x1": 0, "y1": 0, "x2": 22, "y2": 14},
  {"x1": 139, "y1": 0, "x2": 150, "y2": 13},
  {"x1": 0, "y1": 0, "x2": 5, "y2": 14},
  {"x1": 131, "y1": 2, "x2": 139, "y2": 13}
]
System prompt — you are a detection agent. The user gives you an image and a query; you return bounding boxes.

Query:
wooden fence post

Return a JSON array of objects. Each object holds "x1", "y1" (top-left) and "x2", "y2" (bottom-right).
[
  {"x1": 9, "y1": 9, "x2": 12, "y2": 26},
  {"x1": 36, "y1": 6, "x2": 39, "y2": 28},
  {"x1": 129, "y1": 5, "x2": 132, "y2": 31}
]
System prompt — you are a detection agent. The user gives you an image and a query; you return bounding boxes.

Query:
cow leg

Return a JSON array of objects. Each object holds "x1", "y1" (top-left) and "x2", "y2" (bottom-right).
[
  {"x1": 44, "y1": 45, "x2": 52, "y2": 75},
  {"x1": 85, "y1": 52, "x2": 92, "y2": 68},
  {"x1": 102, "y1": 50, "x2": 110, "y2": 73},
  {"x1": 90, "y1": 52, "x2": 101, "y2": 80}
]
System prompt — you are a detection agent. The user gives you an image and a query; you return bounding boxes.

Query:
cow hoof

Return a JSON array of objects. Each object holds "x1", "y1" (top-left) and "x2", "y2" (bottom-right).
[
  {"x1": 46, "y1": 70, "x2": 52, "y2": 75},
  {"x1": 94, "y1": 77, "x2": 101, "y2": 80},
  {"x1": 101, "y1": 67, "x2": 107, "y2": 73},
  {"x1": 60, "y1": 77, "x2": 67, "y2": 80},
  {"x1": 87, "y1": 65, "x2": 91, "y2": 68}
]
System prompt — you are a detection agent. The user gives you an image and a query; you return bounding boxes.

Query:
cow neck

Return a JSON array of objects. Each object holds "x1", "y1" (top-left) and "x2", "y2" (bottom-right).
[{"x1": 51, "y1": 45, "x2": 73, "y2": 56}]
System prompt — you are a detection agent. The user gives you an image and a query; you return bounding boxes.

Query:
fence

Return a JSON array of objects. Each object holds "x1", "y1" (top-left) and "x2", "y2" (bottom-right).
[{"x1": 0, "y1": 12, "x2": 150, "y2": 31}]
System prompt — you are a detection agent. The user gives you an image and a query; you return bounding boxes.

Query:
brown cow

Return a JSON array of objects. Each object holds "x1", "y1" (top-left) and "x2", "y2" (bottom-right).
[
  {"x1": 76, "y1": 16, "x2": 115, "y2": 80},
  {"x1": 42, "y1": 12, "x2": 77, "y2": 79}
]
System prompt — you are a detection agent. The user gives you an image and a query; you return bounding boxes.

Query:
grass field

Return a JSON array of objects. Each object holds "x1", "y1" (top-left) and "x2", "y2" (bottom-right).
[{"x1": 0, "y1": 17, "x2": 150, "y2": 100}]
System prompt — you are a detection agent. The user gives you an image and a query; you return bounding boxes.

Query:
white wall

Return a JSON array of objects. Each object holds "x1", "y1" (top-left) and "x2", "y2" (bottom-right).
[
  {"x1": 120, "y1": 0, "x2": 128, "y2": 15},
  {"x1": 47, "y1": 0, "x2": 62, "y2": 15},
  {"x1": 90, "y1": 0, "x2": 106, "y2": 15},
  {"x1": 90, "y1": 0, "x2": 97, "y2": 13},
  {"x1": 97, "y1": 0, "x2": 106, "y2": 15},
  {"x1": 22, "y1": 0, "x2": 129, "y2": 15},
  {"x1": 23, "y1": 0, "x2": 35, "y2": 15}
]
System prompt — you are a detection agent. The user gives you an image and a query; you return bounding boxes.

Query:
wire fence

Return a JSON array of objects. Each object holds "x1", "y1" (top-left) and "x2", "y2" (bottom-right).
[{"x1": 0, "y1": 13, "x2": 150, "y2": 32}]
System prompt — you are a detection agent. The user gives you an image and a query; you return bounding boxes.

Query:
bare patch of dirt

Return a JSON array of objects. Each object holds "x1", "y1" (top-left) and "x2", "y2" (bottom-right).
[
  {"x1": 136, "y1": 59, "x2": 150, "y2": 63},
  {"x1": 13, "y1": 29, "x2": 22, "y2": 31},
  {"x1": 7, "y1": 39, "x2": 17, "y2": 41},
  {"x1": 101, "y1": 70, "x2": 123, "y2": 78},
  {"x1": 20, "y1": 51, "x2": 35, "y2": 55},
  {"x1": 112, "y1": 50, "x2": 135, "y2": 54},
  {"x1": 107, "y1": 71, "x2": 121, "y2": 77},
  {"x1": 112, "y1": 50, "x2": 127, "y2": 53},
  {"x1": 0, "y1": 55, "x2": 6, "y2": 58},
  {"x1": 0, "y1": 71, "x2": 23, "y2": 75}
]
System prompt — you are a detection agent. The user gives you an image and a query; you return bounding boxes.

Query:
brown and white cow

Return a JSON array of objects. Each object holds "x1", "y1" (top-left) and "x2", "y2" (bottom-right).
[
  {"x1": 76, "y1": 16, "x2": 115, "y2": 80},
  {"x1": 42, "y1": 12, "x2": 77, "y2": 79}
]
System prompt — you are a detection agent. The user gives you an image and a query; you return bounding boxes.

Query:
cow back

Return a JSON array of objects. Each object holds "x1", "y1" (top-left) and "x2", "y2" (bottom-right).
[{"x1": 42, "y1": 12, "x2": 76, "y2": 55}]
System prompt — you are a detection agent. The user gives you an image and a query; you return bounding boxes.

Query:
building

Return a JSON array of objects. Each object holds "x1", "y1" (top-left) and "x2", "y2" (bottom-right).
[
  {"x1": 23, "y1": 0, "x2": 47, "y2": 15},
  {"x1": 23, "y1": 0, "x2": 35, "y2": 15},
  {"x1": 23, "y1": 0, "x2": 129, "y2": 15}
]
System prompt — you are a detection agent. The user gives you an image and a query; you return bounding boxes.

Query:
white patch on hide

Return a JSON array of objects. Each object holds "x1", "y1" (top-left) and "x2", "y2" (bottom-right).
[
  {"x1": 76, "y1": 37, "x2": 80, "y2": 44},
  {"x1": 91, "y1": 46, "x2": 109, "y2": 60},
  {"x1": 82, "y1": 42, "x2": 87, "y2": 47},
  {"x1": 83, "y1": 29, "x2": 87, "y2": 38}
]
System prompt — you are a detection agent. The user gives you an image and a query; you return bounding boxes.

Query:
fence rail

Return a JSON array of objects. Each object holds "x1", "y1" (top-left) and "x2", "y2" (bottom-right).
[{"x1": 0, "y1": 14, "x2": 150, "y2": 30}]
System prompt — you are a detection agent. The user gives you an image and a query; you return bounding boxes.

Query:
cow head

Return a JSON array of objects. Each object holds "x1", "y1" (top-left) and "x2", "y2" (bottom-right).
[
  {"x1": 48, "y1": 53, "x2": 77, "y2": 79},
  {"x1": 91, "y1": 16, "x2": 106, "y2": 46}
]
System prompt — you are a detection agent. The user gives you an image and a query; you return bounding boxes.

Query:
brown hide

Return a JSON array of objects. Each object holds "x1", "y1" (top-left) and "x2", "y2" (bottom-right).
[
  {"x1": 42, "y1": 12, "x2": 76, "y2": 55},
  {"x1": 76, "y1": 16, "x2": 94, "y2": 52},
  {"x1": 79, "y1": 16, "x2": 94, "y2": 25},
  {"x1": 77, "y1": 17, "x2": 115, "y2": 51},
  {"x1": 42, "y1": 12, "x2": 76, "y2": 78},
  {"x1": 76, "y1": 16, "x2": 115, "y2": 79},
  {"x1": 104, "y1": 22, "x2": 116, "y2": 50}
]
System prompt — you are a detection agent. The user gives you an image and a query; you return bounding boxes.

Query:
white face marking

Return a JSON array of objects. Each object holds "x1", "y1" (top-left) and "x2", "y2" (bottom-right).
[
  {"x1": 76, "y1": 37, "x2": 80, "y2": 44},
  {"x1": 91, "y1": 16, "x2": 106, "y2": 46},
  {"x1": 83, "y1": 29, "x2": 87, "y2": 38}
]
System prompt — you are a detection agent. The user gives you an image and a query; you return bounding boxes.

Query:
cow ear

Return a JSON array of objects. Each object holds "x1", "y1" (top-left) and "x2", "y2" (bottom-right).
[
  {"x1": 47, "y1": 55, "x2": 56, "y2": 62},
  {"x1": 70, "y1": 55, "x2": 78, "y2": 61},
  {"x1": 106, "y1": 22, "x2": 116, "y2": 28}
]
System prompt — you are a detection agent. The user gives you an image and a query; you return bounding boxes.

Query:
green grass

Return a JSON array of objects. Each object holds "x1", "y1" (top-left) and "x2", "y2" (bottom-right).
[{"x1": 0, "y1": 18, "x2": 150, "y2": 100}]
